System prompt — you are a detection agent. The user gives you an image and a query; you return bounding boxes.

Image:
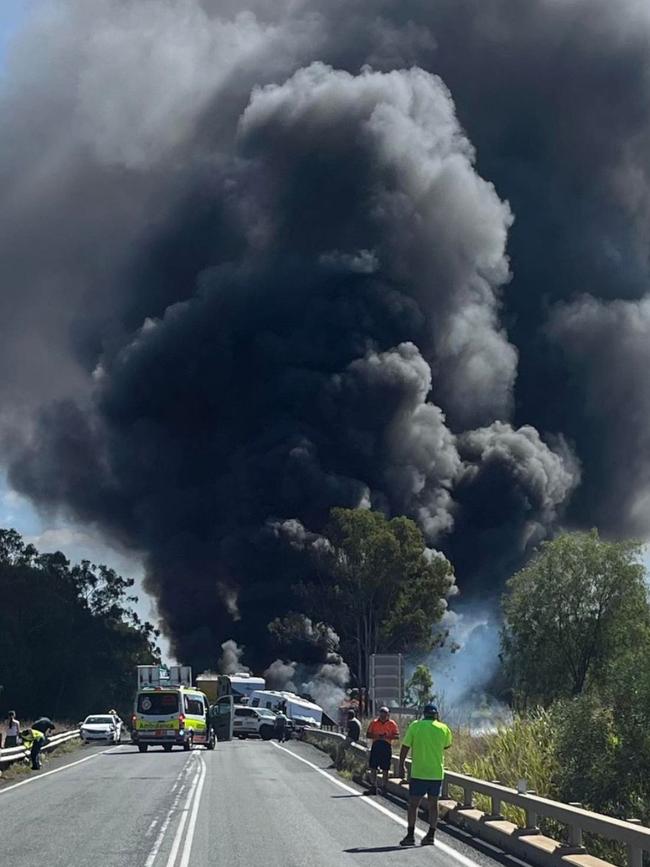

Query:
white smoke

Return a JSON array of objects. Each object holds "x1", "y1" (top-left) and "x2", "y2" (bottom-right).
[
  {"x1": 419, "y1": 603, "x2": 511, "y2": 731},
  {"x1": 217, "y1": 638, "x2": 250, "y2": 675},
  {"x1": 264, "y1": 658, "x2": 297, "y2": 691},
  {"x1": 301, "y1": 655, "x2": 350, "y2": 720}
]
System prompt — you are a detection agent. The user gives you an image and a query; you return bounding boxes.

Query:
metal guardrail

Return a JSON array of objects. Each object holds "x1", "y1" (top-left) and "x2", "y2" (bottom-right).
[
  {"x1": 0, "y1": 729, "x2": 80, "y2": 769},
  {"x1": 304, "y1": 728, "x2": 650, "y2": 867}
]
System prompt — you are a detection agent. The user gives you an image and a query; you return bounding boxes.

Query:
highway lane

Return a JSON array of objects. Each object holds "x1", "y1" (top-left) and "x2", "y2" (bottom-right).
[{"x1": 0, "y1": 738, "x2": 512, "y2": 867}]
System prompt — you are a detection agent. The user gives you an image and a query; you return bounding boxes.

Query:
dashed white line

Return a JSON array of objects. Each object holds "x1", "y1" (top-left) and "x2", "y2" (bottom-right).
[{"x1": 271, "y1": 742, "x2": 482, "y2": 867}]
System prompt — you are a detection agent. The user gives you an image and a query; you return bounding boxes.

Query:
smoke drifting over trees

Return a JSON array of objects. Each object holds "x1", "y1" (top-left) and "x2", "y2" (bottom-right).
[{"x1": 1, "y1": 0, "x2": 649, "y2": 666}]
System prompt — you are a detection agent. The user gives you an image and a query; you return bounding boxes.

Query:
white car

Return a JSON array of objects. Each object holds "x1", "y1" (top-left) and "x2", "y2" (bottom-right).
[
  {"x1": 80, "y1": 714, "x2": 123, "y2": 744},
  {"x1": 232, "y1": 706, "x2": 278, "y2": 740}
]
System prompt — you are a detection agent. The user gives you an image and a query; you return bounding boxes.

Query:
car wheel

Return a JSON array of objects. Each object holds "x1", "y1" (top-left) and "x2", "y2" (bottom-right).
[
  {"x1": 138, "y1": 744, "x2": 148, "y2": 753},
  {"x1": 260, "y1": 725, "x2": 273, "y2": 741},
  {"x1": 163, "y1": 744, "x2": 173, "y2": 752}
]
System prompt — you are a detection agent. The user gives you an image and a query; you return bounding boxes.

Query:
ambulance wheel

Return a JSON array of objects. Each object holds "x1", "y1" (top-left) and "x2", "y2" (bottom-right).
[{"x1": 138, "y1": 744, "x2": 148, "y2": 753}]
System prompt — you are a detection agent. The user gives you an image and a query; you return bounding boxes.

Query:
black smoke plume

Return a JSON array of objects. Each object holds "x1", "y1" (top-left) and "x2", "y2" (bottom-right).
[{"x1": 2, "y1": 0, "x2": 648, "y2": 667}]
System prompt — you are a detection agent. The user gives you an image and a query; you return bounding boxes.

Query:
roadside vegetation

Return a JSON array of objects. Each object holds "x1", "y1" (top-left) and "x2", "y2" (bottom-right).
[
  {"x1": 0, "y1": 528, "x2": 160, "y2": 721},
  {"x1": 273, "y1": 507, "x2": 455, "y2": 687},
  {"x1": 440, "y1": 531, "x2": 650, "y2": 865},
  {"x1": 0, "y1": 729, "x2": 84, "y2": 786}
]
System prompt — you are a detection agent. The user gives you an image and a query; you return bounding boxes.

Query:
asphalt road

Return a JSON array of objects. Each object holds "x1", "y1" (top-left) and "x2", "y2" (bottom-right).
[{"x1": 0, "y1": 739, "x2": 516, "y2": 867}]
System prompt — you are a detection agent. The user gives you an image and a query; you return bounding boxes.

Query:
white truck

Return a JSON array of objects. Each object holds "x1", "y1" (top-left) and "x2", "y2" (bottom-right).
[{"x1": 249, "y1": 690, "x2": 323, "y2": 729}]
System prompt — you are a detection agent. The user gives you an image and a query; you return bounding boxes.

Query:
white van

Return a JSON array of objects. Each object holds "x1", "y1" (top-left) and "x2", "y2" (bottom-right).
[{"x1": 249, "y1": 690, "x2": 323, "y2": 728}]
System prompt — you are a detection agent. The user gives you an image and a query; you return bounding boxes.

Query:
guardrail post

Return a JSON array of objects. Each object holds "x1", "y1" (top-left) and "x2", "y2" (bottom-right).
[
  {"x1": 626, "y1": 819, "x2": 643, "y2": 867},
  {"x1": 490, "y1": 781, "x2": 502, "y2": 817},
  {"x1": 442, "y1": 778, "x2": 449, "y2": 799},
  {"x1": 462, "y1": 784, "x2": 473, "y2": 808},
  {"x1": 567, "y1": 804, "x2": 583, "y2": 847},
  {"x1": 524, "y1": 795, "x2": 538, "y2": 829}
]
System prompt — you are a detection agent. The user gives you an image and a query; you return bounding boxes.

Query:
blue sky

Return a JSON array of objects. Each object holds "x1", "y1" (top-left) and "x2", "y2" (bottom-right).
[{"x1": 0, "y1": 0, "x2": 34, "y2": 64}]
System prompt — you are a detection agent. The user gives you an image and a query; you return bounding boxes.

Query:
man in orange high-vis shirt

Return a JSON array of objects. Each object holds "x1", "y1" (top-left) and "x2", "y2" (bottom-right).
[{"x1": 365, "y1": 706, "x2": 399, "y2": 795}]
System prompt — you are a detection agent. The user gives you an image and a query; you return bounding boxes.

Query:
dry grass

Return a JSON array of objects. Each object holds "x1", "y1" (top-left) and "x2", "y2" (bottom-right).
[
  {"x1": 0, "y1": 725, "x2": 83, "y2": 786},
  {"x1": 445, "y1": 710, "x2": 560, "y2": 826}
]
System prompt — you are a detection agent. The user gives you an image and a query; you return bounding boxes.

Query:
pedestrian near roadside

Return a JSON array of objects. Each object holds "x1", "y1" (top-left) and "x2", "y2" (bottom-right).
[
  {"x1": 333, "y1": 709, "x2": 361, "y2": 769},
  {"x1": 4, "y1": 710, "x2": 21, "y2": 748},
  {"x1": 32, "y1": 716, "x2": 55, "y2": 742},
  {"x1": 20, "y1": 728, "x2": 46, "y2": 770},
  {"x1": 397, "y1": 704, "x2": 452, "y2": 847},
  {"x1": 275, "y1": 710, "x2": 288, "y2": 743},
  {"x1": 365, "y1": 706, "x2": 399, "y2": 795},
  {"x1": 346, "y1": 709, "x2": 361, "y2": 744}
]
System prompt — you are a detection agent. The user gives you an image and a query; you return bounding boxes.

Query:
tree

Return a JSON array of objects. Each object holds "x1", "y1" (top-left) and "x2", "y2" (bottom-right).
[
  {"x1": 501, "y1": 530, "x2": 650, "y2": 706},
  {"x1": 405, "y1": 664, "x2": 434, "y2": 708},
  {"x1": 0, "y1": 527, "x2": 160, "y2": 720},
  {"x1": 297, "y1": 508, "x2": 455, "y2": 686}
]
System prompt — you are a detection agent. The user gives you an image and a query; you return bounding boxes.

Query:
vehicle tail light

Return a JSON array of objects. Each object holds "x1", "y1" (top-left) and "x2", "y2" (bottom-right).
[{"x1": 179, "y1": 713, "x2": 186, "y2": 727}]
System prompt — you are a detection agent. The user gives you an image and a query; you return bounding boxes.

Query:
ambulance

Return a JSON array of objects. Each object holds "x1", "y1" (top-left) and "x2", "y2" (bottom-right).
[{"x1": 131, "y1": 665, "x2": 215, "y2": 752}]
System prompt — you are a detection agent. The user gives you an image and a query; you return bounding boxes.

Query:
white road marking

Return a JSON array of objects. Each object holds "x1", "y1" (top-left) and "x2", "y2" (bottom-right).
[
  {"x1": 164, "y1": 756, "x2": 204, "y2": 867},
  {"x1": 144, "y1": 755, "x2": 197, "y2": 867},
  {"x1": 178, "y1": 755, "x2": 207, "y2": 867},
  {"x1": 271, "y1": 742, "x2": 482, "y2": 867},
  {"x1": 0, "y1": 748, "x2": 111, "y2": 794}
]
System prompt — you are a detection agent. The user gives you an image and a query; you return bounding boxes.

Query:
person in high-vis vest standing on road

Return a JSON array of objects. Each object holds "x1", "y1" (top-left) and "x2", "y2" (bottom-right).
[
  {"x1": 20, "y1": 728, "x2": 45, "y2": 770},
  {"x1": 397, "y1": 704, "x2": 452, "y2": 847}
]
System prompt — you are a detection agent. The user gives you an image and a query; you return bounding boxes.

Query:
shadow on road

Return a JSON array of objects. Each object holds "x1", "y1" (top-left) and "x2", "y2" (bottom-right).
[{"x1": 344, "y1": 846, "x2": 418, "y2": 854}]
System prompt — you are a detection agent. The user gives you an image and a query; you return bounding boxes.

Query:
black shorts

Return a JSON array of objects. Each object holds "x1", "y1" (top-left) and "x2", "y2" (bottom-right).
[
  {"x1": 409, "y1": 778, "x2": 443, "y2": 798},
  {"x1": 368, "y1": 739, "x2": 392, "y2": 771}
]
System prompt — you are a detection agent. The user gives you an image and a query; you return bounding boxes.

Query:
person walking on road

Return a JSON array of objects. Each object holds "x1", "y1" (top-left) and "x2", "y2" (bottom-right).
[
  {"x1": 275, "y1": 710, "x2": 288, "y2": 743},
  {"x1": 397, "y1": 704, "x2": 452, "y2": 847},
  {"x1": 20, "y1": 727, "x2": 46, "y2": 770},
  {"x1": 3, "y1": 710, "x2": 21, "y2": 748},
  {"x1": 366, "y1": 706, "x2": 399, "y2": 795}
]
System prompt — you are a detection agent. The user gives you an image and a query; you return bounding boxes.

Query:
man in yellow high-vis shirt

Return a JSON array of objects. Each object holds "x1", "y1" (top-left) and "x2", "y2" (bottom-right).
[
  {"x1": 397, "y1": 704, "x2": 452, "y2": 847},
  {"x1": 20, "y1": 727, "x2": 46, "y2": 770}
]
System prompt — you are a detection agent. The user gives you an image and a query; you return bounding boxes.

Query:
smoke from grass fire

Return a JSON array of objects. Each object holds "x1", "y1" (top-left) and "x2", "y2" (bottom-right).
[{"x1": 2, "y1": 1, "x2": 650, "y2": 686}]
